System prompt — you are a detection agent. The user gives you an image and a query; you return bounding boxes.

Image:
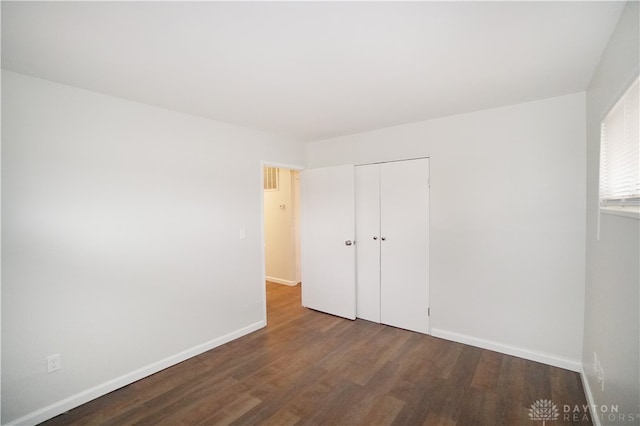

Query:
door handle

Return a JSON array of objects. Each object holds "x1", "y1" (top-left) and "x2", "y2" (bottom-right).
[
  {"x1": 345, "y1": 240, "x2": 353, "y2": 246},
  {"x1": 373, "y1": 236, "x2": 378, "y2": 240},
  {"x1": 381, "y1": 237, "x2": 386, "y2": 241}
]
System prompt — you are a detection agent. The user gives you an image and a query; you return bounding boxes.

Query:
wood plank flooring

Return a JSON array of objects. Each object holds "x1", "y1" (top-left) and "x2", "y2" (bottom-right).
[{"x1": 42, "y1": 282, "x2": 591, "y2": 425}]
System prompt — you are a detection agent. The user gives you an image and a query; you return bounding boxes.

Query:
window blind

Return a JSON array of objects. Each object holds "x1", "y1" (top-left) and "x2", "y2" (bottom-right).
[{"x1": 599, "y1": 77, "x2": 640, "y2": 206}]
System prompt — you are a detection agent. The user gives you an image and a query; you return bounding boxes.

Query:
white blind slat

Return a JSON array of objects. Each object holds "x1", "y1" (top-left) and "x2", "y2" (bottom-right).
[{"x1": 600, "y1": 78, "x2": 640, "y2": 203}]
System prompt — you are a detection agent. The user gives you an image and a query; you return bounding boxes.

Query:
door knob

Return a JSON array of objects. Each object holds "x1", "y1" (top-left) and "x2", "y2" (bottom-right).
[
  {"x1": 345, "y1": 240, "x2": 353, "y2": 246},
  {"x1": 373, "y1": 236, "x2": 378, "y2": 240},
  {"x1": 381, "y1": 237, "x2": 386, "y2": 241}
]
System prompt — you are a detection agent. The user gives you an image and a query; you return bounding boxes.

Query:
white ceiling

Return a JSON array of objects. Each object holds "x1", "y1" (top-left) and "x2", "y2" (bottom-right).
[{"x1": 1, "y1": 1, "x2": 626, "y2": 142}]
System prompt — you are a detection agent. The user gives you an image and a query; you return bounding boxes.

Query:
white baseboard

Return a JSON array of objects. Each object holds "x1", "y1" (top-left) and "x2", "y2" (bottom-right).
[
  {"x1": 580, "y1": 365, "x2": 602, "y2": 426},
  {"x1": 430, "y1": 328, "x2": 581, "y2": 372},
  {"x1": 7, "y1": 320, "x2": 266, "y2": 426},
  {"x1": 266, "y1": 276, "x2": 299, "y2": 286}
]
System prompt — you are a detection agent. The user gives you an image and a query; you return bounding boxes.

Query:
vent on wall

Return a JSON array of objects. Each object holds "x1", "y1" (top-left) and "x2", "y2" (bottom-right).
[{"x1": 264, "y1": 167, "x2": 279, "y2": 191}]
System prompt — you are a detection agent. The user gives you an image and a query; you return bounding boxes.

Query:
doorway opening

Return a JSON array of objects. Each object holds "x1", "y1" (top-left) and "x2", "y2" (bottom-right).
[{"x1": 262, "y1": 165, "x2": 302, "y2": 318}]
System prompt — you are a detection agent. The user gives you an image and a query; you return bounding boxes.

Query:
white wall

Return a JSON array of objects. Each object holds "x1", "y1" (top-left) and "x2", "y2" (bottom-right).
[
  {"x1": 1, "y1": 71, "x2": 305, "y2": 424},
  {"x1": 308, "y1": 92, "x2": 586, "y2": 370},
  {"x1": 264, "y1": 168, "x2": 300, "y2": 285},
  {"x1": 584, "y1": 1, "x2": 639, "y2": 422}
]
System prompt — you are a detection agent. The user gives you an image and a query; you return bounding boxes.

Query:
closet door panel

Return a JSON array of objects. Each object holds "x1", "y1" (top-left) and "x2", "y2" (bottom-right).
[
  {"x1": 355, "y1": 164, "x2": 381, "y2": 322},
  {"x1": 380, "y1": 159, "x2": 430, "y2": 334}
]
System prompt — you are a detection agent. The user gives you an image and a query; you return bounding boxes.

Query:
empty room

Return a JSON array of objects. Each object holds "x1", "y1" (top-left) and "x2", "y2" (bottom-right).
[{"x1": 2, "y1": 1, "x2": 639, "y2": 425}]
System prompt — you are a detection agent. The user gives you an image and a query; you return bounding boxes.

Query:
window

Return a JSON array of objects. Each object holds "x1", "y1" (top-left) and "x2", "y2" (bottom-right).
[
  {"x1": 599, "y1": 77, "x2": 639, "y2": 217},
  {"x1": 264, "y1": 166, "x2": 279, "y2": 191}
]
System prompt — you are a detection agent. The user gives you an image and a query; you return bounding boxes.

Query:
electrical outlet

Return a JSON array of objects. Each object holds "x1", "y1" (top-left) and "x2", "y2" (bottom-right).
[
  {"x1": 594, "y1": 352, "x2": 605, "y2": 392},
  {"x1": 47, "y1": 354, "x2": 61, "y2": 373},
  {"x1": 597, "y1": 359, "x2": 605, "y2": 392}
]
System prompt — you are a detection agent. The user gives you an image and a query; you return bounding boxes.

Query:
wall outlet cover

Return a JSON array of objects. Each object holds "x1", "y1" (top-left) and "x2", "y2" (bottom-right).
[{"x1": 47, "y1": 354, "x2": 61, "y2": 373}]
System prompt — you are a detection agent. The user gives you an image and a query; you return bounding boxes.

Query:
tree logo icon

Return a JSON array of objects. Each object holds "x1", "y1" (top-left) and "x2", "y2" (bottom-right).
[{"x1": 529, "y1": 399, "x2": 559, "y2": 425}]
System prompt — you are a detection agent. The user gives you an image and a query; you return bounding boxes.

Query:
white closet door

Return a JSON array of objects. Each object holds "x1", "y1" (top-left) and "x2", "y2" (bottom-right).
[
  {"x1": 355, "y1": 164, "x2": 381, "y2": 322},
  {"x1": 380, "y1": 159, "x2": 430, "y2": 334},
  {"x1": 301, "y1": 165, "x2": 357, "y2": 320}
]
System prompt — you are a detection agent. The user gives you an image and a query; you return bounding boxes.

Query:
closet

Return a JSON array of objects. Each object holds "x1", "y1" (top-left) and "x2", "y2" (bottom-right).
[{"x1": 355, "y1": 158, "x2": 430, "y2": 334}]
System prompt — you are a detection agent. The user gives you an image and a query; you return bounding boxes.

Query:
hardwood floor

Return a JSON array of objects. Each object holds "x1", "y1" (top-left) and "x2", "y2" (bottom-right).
[{"x1": 42, "y1": 283, "x2": 591, "y2": 425}]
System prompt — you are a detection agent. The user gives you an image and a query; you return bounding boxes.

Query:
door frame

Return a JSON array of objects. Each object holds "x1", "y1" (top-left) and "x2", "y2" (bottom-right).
[
  {"x1": 259, "y1": 158, "x2": 430, "y2": 334},
  {"x1": 259, "y1": 161, "x2": 305, "y2": 325}
]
